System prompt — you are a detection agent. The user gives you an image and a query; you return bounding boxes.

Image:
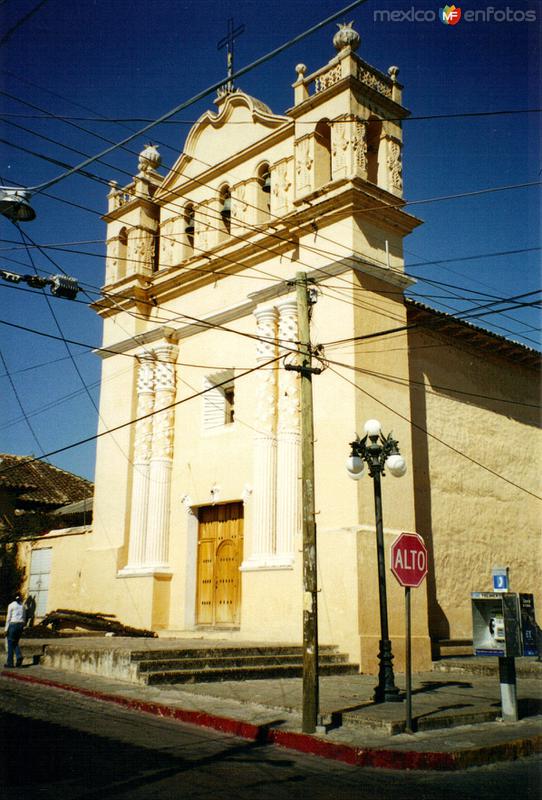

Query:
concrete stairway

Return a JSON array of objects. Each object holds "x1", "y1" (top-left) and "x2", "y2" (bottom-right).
[{"x1": 131, "y1": 644, "x2": 359, "y2": 685}]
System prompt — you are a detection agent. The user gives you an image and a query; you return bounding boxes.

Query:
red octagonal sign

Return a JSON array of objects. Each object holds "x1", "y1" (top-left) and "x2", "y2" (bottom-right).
[{"x1": 391, "y1": 532, "x2": 428, "y2": 588}]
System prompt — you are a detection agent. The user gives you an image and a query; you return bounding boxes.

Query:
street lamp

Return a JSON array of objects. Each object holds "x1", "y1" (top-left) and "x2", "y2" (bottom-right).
[
  {"x1": 346, "y1": 419, "x2": 406, "y2": 703},
  {"x1": 0, "y1": 189, "x2": 36, "y2": 222}
]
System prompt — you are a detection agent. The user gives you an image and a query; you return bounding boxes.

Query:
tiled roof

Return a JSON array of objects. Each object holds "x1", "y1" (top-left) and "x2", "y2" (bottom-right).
[
  {"x1": 406, "y1": 299, "x2": 542, "y2": 369},
  {"x1": 0, "y1": 454, "x2": 93, "y2": 508}
]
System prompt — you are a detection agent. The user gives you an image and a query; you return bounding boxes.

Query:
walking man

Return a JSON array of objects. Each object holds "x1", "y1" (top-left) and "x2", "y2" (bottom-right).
[{"x1": 4, "y1": 593, "x2": 26, "y2": 668}]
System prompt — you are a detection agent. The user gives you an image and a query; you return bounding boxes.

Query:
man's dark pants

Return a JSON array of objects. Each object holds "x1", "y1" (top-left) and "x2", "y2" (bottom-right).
[{"x1": 5, "y1": 622, "x2": 24, "y2": 667}]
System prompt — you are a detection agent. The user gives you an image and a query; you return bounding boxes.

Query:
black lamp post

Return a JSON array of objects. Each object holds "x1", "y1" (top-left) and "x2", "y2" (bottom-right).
[{"x1": 346, "y1": 419, "x2": 406, "y2": 704}]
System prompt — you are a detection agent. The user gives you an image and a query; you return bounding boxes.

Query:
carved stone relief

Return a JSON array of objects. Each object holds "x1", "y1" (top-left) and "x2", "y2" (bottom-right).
[
  {"x1": 133, "y1": 357, "x2": 155, "y2": 464},
  {"x1": 271, "y1": 160, "x2": 292, "y2": 212},
  {"x1": 331, "y1": 121, "x2": 348, "y2": 174},
  {"x1": 357, "y1": 66, "x2": 392, "y2": 98},
  {"x1": 277, "y1": 300, "x2": 300, "y2": 434},
  {"x1": 386, "y1": 138, "x2": 403, "y2": 193},
  {"x1": 232, "y1": 183, "x2": 249, "y2": 225},
  {"x1": 106, "y1": 237, "x2": 124, "y2": 283},
  {"x1": 151, "y1": 345, "x2": 178, "y2": 461},
  {"x1": 314, "y1": 63, "x2": 341, "y2": 93},
  {"x1": 331, "y1": 118, "x2": 368, "y2": 179},
  {"x1": 295, "y1": 137, "x2": 314, "y2": 191},
  {"x1": 159, "y1": 219, "x2": 178, "y2": 268},
  {"x1": 127, "y1": 227, "x2": 154, "y2": 275}
]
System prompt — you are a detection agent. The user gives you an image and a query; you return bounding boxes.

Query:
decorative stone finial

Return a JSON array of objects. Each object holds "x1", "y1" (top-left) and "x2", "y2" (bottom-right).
[
  {"x1": 333, "y1": 22, "x2": 360, "y2": 53},
  {"x1": 295, "y1": 63, "x2": 307, "y2": 81},
  {"x1": 388, "y1": 65, "x2": 400, "y2": 83},
  {"x1": 138, "y1": 143, "x2": 161, "y2": 176}
]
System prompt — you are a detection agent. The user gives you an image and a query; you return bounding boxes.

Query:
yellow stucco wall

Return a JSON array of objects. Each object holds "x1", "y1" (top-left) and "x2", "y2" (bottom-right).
[{"x1": 408, "y1": 321, "x2": 541, "y2": 643}]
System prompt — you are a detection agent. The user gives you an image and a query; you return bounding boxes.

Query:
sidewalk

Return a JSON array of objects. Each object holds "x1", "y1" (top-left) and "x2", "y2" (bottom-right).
[{"x1": 2, "y1": 649, "x2": 541, "y2": 771}]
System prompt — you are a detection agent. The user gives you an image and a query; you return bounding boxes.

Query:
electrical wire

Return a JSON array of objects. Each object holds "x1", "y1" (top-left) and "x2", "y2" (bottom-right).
[
  {"x1": 14, "y1": 0, "x2": 371, "y2": 195},
  {"x1": 0, "y1": 348, "x2": 47, "y2": 453},
  {"x1": 1, "y1": 107, "x2": 540, "y2": 124},
  {"x1": 2, "y1": 36, "x2": 538, "y2": 342},
  {"x1": 327, "y1": 364, "x2": 542, "y2": 501},
  {"x1": 320, "y1": 288, "x2": 542, "y2": 350},
  {"x1": 0, "y1": 0, "x2": 49, "y2": 47},
  {"x1": 0, "y1": 354, "x2": 284, "y2": 473},
  {"x1": 323, "y1": 356, "x2": 541, "y2": 410},
  {"x1": 15, "y1": 223, "x2": 147, "y2": 475},
  {"x1": 2, "y1": 72, "x2": 540, "y2": 360},
  {"x1": 3, "y1": 87, "x2": 538, "y2": 338}
]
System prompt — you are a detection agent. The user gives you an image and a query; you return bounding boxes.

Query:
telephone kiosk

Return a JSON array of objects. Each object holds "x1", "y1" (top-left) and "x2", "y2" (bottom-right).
[{"x1": 471, "y1": 591, "x2": 538, "y2": 722}]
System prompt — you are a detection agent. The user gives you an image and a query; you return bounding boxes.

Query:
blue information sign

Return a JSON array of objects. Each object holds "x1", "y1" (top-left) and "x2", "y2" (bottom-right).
[{"x1": 492, "y1": 567, "x2": 509, "y2": 593}]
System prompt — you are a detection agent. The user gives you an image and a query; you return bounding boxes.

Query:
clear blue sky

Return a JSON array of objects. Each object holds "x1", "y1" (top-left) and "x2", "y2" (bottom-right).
[{"x1": 0, "y1": 0, "x2": 540, "y2": 480}]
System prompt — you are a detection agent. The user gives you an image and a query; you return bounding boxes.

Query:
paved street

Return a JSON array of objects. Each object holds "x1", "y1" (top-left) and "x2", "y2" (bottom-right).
[{"x1": 1, "y1": 677, "x2": 540, "y2": 799}]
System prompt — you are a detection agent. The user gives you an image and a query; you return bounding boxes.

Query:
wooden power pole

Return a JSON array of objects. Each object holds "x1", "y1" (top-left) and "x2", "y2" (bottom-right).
[{"x1": 286, "y1": 270, "x2": 321, "y2": 733}]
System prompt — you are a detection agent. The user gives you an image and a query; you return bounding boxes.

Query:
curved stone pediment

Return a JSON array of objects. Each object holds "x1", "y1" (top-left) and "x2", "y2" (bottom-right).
[{"x1": 156, "y1": 92, "x2": 288, "y2": 198}]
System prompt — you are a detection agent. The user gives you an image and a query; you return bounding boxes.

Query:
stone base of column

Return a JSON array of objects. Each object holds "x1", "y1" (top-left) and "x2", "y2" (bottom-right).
[
  {"x1": 240, "y1": 554, "x2": 295, "y2": 571},
  {"x1": 117, "y1": 566, "x2": 172, "y2": 578}
]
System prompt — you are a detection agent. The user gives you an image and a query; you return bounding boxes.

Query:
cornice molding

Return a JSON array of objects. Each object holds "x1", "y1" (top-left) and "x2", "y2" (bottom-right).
[{"x1": 94, "y1": 256, "x2": 413, "y2": 359}]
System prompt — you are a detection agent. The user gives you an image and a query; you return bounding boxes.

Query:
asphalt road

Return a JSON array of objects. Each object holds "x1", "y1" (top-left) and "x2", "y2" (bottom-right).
[{"x1": 0, "y1": 676, "x2": 540, "y2": 799}]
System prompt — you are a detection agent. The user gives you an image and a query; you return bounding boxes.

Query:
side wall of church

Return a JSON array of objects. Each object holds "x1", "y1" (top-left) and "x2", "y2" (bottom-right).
[{"x1": 407, "y1": 321, "x2": 541, "y2": 644}]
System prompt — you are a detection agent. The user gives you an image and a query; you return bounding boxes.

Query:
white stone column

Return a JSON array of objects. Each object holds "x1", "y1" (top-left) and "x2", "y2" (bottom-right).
[
  {"x1": 120, "y1": 353, "x2": 154, "y2": 574},
  {"x1": 243, "y1": 306, "x2": 278, "y2": 568},
  {"x1": 145, "y1": 343, "x2": 178, "y2": 571},
  {"x1": 275, "y1": 298, "x2": 300, "y2": 565}
]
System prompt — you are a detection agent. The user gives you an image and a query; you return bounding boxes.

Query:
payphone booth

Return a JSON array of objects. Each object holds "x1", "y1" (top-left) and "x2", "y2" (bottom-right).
[
  {"x1": 472, "y1": 592, "x2": 539, "y2": 722},
  {"x1": 472, "y1": 592, "x2": 538, "y2": 657},
  {"x1": 471, "y1": 592, "x2": 523, "y2": 657}
]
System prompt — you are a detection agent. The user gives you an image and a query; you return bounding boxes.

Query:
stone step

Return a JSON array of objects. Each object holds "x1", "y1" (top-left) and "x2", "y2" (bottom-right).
[
  {"x1": 432, "y1": 656, "x2": 542, "y2": 678},
  {"x1": 137, "y1": 652, "x2": 350, "y2": 673},
  {"x1": 431, "y1": 639, "x2": 473, "y2": 659},
  {"x1": 143, "y1": 661, "x2": 360, "y2": 685},
  {"x1": 130, "y1": 644, "x2": 339, "y2": 662}
]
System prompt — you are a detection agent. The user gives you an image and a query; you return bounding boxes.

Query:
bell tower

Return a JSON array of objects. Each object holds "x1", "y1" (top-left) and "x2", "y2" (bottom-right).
[{"x1": 290, "y1": 22, "x2": 406, "y2": 197}]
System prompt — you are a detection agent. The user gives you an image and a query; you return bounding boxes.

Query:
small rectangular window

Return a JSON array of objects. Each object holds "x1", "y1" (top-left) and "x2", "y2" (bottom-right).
[
  {"x1": 203, "y1": 371, "x2": 235, "y2": 430},
  {"x1": 224, "y1": 386, "x2": 235, "y2": 424}
]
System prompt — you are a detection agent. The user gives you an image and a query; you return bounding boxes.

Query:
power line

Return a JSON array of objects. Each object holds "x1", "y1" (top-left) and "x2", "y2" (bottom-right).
[
  {"x1": 2, "y1": 106, "x2": 540, "y2": 125},
  {"x1": 324, "y1": 356, "x2": 541, "y2": 410},
  {"x1": 18, "y1": 0, "x2": 371, "y2": 194},
  {"x1": 328, "y1": 364, "x2": 542, "y2": 501},
  {"x1": 0, "y1": 0, "x2": 49, "y2": 47},
  {"x1": 0, "y1": 354, "x2": 283, "y2": 473},
  {"x1": 3, "y1": 87, "x2": 538, "y2": 335},
  {"x1": 0, "y1": 351, "x2": 77, "y2": 377},
  {"x1": 321, "y1": 288, "x2": 542, "y2": 349},
  {"x1": 2, "y1": 33, "x2": 538, "y2": 340},
  {"x1": 3, "y1": 87, "x2": 539, "y2": 349},
  {"x1": 0, "y1": 348, "x2": 47, "y2": 454},
  {"x1": 14, "y1": 223, "x2": 143, "y2": 475}
]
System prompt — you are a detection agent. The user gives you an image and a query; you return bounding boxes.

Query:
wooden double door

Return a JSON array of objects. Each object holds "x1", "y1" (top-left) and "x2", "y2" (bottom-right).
[{"x1": 196, "y1": 502, "x2": 243, "y2": 626}]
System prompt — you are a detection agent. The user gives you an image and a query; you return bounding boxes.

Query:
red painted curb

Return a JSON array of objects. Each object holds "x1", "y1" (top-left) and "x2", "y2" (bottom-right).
[{"x1": 2, "y1": 669, "x2": 540, "y2": 771}]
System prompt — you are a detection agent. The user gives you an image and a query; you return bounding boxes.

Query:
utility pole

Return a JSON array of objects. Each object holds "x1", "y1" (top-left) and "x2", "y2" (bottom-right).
[{"x1": 286, "y1": 270, "x2": 321, "y2": 733}]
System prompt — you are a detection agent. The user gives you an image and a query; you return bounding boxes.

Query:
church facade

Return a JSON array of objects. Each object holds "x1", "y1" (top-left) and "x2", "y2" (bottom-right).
[{"x1": 26, "y1": 25, "x2": 540, "y2": 672}]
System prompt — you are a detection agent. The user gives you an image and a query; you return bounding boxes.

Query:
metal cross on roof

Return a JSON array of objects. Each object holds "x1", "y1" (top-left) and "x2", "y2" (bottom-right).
[{"x1": 217, "y1": 17, "x2": 245, "y2": 94}]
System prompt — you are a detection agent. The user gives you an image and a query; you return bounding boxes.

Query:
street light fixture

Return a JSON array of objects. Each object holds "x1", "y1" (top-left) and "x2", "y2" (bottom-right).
[
  {"x1": 346, "y1": 419, "x2": 406, "y2": 703},
  {"x1": 0, "y1": 189, "x2": 36, "y2": 222}
]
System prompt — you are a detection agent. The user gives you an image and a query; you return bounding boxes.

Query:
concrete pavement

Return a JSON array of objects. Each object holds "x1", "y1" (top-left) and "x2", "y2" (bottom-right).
[{"x1": 2, "y1": 638, "x2": 541, "y2": 771}]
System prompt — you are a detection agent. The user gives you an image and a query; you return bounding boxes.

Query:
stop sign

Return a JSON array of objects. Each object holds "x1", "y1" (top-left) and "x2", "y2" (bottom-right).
[{"x1": 391, "y1": 532, "x2": 428, "y2": 588}]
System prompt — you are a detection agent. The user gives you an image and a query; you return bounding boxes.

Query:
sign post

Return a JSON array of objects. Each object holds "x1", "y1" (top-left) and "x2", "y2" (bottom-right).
[{"x1": 390, "y1": 532, "x2": 428, "y2": 733}]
